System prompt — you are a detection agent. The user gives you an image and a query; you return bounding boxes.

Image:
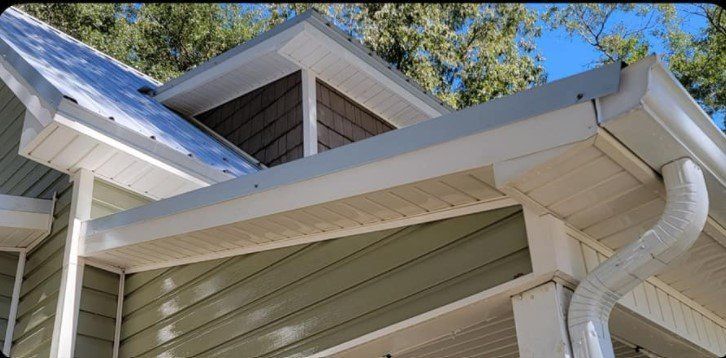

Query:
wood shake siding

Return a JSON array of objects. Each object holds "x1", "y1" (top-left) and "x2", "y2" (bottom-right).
[
  {"x1": 316, "y1": 79, "x2": 395, "y2": 152},
  {"x1": 196, "y1": 71, "x2": 304, "y2": 167},
  {"x1": 1, "y1": 82, "x2": 120, "y2": 357},
  {"x1": 119, "y1": 206, "x2": 531, "y2": 357}
]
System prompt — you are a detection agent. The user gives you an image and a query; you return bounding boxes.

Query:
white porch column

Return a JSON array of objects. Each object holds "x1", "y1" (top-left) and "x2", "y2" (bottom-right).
[
  {"x1": 49, "y1": 169, "x2": 94, "y2": 358},
  {"x1": 301, "y1": 68, "x2": 318, "y2": 157},
  {"x1": 512, "y1": 281, "x2": 573, "y2": 358}
]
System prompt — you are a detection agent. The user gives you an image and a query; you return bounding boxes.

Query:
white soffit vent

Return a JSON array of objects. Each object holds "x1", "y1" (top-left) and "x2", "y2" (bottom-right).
[{"x1": 0, "y1": 193, "x2": 53, "y2": 248}]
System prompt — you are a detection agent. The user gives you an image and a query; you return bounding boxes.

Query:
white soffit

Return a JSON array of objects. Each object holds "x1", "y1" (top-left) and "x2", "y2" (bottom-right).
[
  {"x1": 80, "y1": 62, "x2": 623, "y2": 269},
  {"x1": 154, "y1": 11, "x2": 451, "y2": 127},
  {"x1": 0, "y1": 193, "x2": 53, "y2": 248},
  {"x1": 598, "y1": 56, "x2": 726, "y2": 227},
  {"x1": 0, "y1": 57, "x2": 231, "y2": 200}
]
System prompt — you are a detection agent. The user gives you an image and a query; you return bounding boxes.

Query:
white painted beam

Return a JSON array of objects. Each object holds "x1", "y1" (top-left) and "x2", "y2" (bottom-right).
[
  {"x1": 522, "y1": 208, "x2": 587, "y2": 280},
  {"x1": 512, "y1": 282, "x2": 574, "y2": 358},
  {"x1": 2, "y1": 249, "x2": 24, "y2": 355},
  {"x1": 301, "y1": 68, "x2": 318, "y2": 157},
  {"x1": 49, "y1": 169, "x2": 94, "y2": 358},
  {"x1": 82, "y1": 100, "x2": 598, "y2": 256}
]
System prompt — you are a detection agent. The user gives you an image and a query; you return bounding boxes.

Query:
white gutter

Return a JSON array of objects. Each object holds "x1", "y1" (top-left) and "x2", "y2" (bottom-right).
[{"x1": 567, "y1": 158, "x2": 709, "y2": 358}]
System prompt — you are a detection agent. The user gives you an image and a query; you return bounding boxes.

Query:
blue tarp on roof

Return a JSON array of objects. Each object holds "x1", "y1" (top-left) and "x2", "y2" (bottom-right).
[{"x1": 0, "y1": 7, "x2": 260, "y2": 177}]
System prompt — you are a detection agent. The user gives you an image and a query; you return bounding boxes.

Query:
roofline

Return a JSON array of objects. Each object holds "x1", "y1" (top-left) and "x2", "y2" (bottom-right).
[
  {"x1": 0, "y1": 35, "x2": 241, "y2": 189},
  {"x1": 154, "y1": 9, "x2": 452, "y2": 115},
  {"x1": 597, "y1": 55, "x2": 726, "y2": 225},
  {"x1": 82, "y1": 62, "x2": 620, "y2": 252}
]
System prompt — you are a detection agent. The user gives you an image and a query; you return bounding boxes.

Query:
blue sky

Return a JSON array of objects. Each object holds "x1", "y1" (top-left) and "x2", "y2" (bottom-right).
[
  {"x1": 527, "y1": 4, "x2": 723, "y2": 128},
  {"x1": 529, "y1": 4, "x2": 707, "y2": 80},
  {"x1": 250, "y1": 4, "x2": 722, "y2": 128}
]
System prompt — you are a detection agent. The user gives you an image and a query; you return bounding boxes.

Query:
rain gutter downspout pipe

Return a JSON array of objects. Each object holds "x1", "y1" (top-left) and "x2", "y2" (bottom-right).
[{"x1": 567, "y1": 158, "x2": 709, "y2": 358}]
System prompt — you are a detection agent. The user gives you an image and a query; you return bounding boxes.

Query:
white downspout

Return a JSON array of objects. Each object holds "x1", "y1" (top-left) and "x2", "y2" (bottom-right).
[{"x1": 567, "y1": 158, "x2": 709, "y2": 358}]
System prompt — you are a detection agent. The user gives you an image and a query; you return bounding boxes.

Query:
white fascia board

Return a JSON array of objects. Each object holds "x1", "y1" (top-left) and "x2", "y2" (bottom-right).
[
  {"x1": 300, "y1": 14, "x2": 450, "y2": 117},
  {"x1": 54, "y1": 99, "x2": 233, "y2": 186},
  {"x1": 0, "y1": 194, "x2": 53, "y2": 231},
  {"x1": 82, "y1": 103, "x2": 597, "y2": 255},
  {"x1": 81, "y1": 62, "x2": 622, "y2": 255},
  {"x1": 155, "y1": 10, "x2": 450, "y2": 118},
  {"x1": 154, "y1": 21, "x2": 306, "y2": 102},
  {"x1": 0, "y1": 41, "x2": 58, "y2": 128},
  {"x1": 0, "y1": 193, "x2": 53, "y2": 214},
  {"x1": 598, "y1": 56, "x2": 726, "y2": 225},
  {"x1": 2, "y1": 39, "x2": 237, "y2": 191}
]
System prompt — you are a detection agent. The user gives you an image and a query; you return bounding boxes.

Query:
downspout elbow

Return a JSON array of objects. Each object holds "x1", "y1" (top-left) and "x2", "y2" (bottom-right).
[{"x1": 567, "y1": 158, "x2": 709, "y2": 358}]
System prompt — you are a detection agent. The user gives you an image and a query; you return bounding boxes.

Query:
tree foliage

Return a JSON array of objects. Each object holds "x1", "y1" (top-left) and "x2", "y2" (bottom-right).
[
  {"x1": 545, "y1": 4, "x2": 724, "y2": 123},
  {"x1": 19, "y1": 3, "x2": 262, "y2": 81},
  {"x1": 266, "y1": 4, "x2": 544, "y2": 108},
  {"x1": 19, "y1": 3, "x2": 543, "y2": 109},
  {"x1": 14, "y1": 3, "x2": 722, "y2": 123}
]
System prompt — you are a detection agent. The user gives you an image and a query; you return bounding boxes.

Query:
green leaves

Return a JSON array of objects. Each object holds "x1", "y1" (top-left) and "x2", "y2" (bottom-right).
[
  {"x1": 545, "y1": 4, "x2": 724, "y2": 125},
  {"x1": 19, "y1": 3, "x2": 719, "y2": 127},
  {"x1": 273, "y1": 3, "x2": 546, "y2": 109}
]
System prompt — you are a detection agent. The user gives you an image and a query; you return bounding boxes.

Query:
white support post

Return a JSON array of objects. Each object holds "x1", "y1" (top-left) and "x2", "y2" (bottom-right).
[
  {"x1": 512, "y1": 281, "x2": 573, "y2": 358},
  {"x1": 301, "y1": 68, "x2": 318, "y2": 157},
  {"x1": 522, "y1": 207, "x2": 586, "y2": 281},
  {"x1": 3, "y1": 249, "x2": 25, "y2": 355},
  {"x1": 49, "y1": 169, "x2": 94, "y2": 358},
  {"x1": 112, "y1": 271, "x2": 124, "y2": 358}
]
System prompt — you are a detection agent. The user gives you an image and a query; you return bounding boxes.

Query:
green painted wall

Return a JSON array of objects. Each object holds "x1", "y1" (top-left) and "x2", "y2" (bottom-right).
[
  {"x1": 2, "y1": 81, "x2": 121, "y2": 357},
  {"x1": 75, "y1": 266, "x2": 119, "y2": 358},
  {"x1": 0, "y1": 251, "x2": 19, "y2": 350},
  {"x1": 0, "y1": 84, "x2": 65, "y2": 199},
  {"x1": 1, "y1": 81, "x2": 69, "y2": 357},
  {"x1": 11, "y1": 183, "x2": 70, "y2": 357},
  {"x1": 120, "y1": 205, "x2": 531, "y2": 357}
]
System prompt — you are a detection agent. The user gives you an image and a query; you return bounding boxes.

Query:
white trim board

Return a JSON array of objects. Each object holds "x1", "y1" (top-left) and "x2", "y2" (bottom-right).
[
  {"x1": 154, "y1": 10, "x2": 450, "y2": 123},
  {"x1": 82, "y1": 98, "x2": 598, "y2": 256},
  {"x1": 121, "y1": 197, "x2": 518, "y2": 273},
  {"x1": 0, "y1": 248, "x2": 25, "y2": 356}
]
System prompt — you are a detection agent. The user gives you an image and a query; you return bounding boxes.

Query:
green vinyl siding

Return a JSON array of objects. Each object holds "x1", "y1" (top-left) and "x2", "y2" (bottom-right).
[
  {"x1": 0, "y1": 251, "x2": 19, "y2": 349},
  {"x1": 120, "y1": 205, "x2": 531, "y2": 357},
  {"x1": 0, "y1": 83, "x2": 65, "y2": 200},
  {"x1": 0, "y1": 81, "x2": 71, "y2": 357},
  {"x1": 11, "y1": 183, "x2": 70, "y2": 357},
  {"x1": 75, "y1": 266, "x2": 119, "y2": 358}
]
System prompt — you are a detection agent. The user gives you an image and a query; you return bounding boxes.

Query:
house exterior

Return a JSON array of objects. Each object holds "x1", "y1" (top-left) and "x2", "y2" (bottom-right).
[{"x1": 0, "y1": 6, "x2": 724, "y2": 358}]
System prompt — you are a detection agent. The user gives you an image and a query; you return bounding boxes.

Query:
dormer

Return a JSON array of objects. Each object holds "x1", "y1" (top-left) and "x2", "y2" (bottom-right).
[{"x1": 154, "y1": 10, "x2": 451, "y2": 166}]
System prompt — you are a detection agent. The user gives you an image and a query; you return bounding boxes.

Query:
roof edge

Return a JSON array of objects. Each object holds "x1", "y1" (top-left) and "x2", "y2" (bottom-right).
[
  {"x1": 153, "y1": 9, "x2": 451, "y2": 115},
  {"x1": 83, "y1": 62, "x2": 620, "y2": 239}
]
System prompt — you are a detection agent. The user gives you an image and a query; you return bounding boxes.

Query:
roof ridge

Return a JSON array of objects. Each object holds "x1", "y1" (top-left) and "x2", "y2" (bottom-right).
[{"x1": 7, "y1": 6, "x2": 162, "y2": 86}]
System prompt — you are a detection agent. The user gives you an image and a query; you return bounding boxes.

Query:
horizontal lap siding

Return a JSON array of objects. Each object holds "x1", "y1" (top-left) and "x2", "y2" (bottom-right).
[
  {"x1": 0, "y1": 251, "x2": 19, "y2": 350},
  {"x1": 196, "y1": 71, "x2": 304, "y2": 167},
  {"x1": 316, "y1": 79, "x2": 395, "y2": 153},
  {"x1": 11, "y1": 182, "x2": 70, "y2": 357},
  {"x1": 0, "y1": 84, "x2": 65, "y2": 200},
  {"x1": 120, "y1": 206, "x2": 531, "y2": 357},
  {"x1": 75, "y1": 266, "x2": 119, "y2": 358},
  {"x1": 1, "y1": 82, "x2": 70, "y2": 357}
]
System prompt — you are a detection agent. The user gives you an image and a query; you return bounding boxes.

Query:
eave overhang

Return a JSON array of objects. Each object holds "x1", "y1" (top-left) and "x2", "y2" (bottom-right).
[
  {"x1": 0, "y1": 42, "x2": 237, "y2": 200},
  {"x1": 154, "y1": 10, "x2": 452, "y2": 127},
  {"x1": 80, "y1": 62, "x2": 622, "y2": 271},
  {"x1": 0, "y1": 193, "x2": 53, "y2": 248}
]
